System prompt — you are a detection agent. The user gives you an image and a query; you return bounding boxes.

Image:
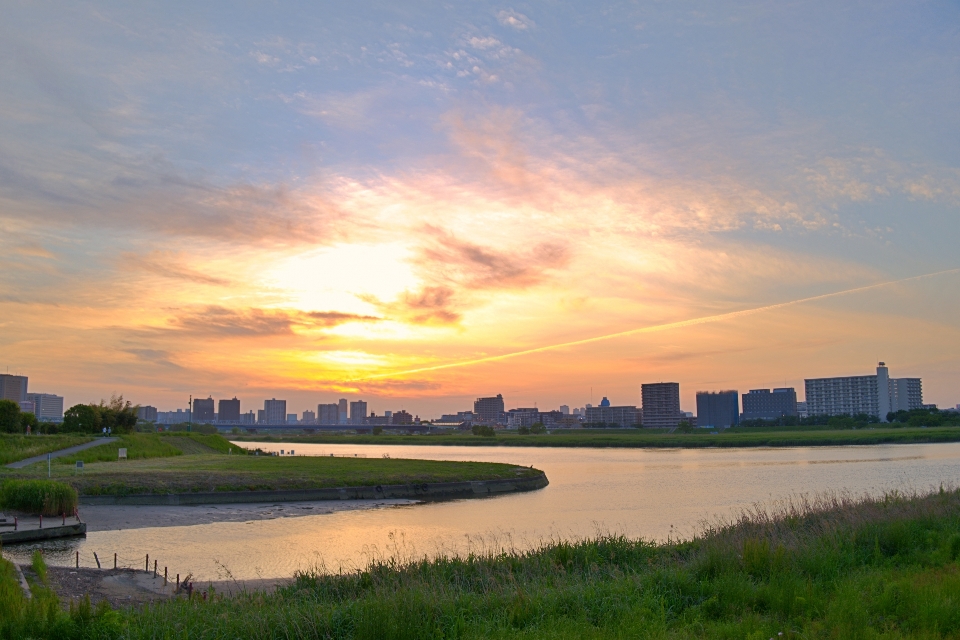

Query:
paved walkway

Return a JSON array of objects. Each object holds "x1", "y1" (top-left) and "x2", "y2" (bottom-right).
[{"x1": 6, "y1": 438, "x2": 119, "y2": 469}]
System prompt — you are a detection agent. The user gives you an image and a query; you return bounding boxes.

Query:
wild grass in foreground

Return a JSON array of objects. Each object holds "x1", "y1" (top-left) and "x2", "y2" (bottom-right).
[
  {"x1": 0, "y1": 479, "x2": 78, "y2": 515},
  {"x1": 5, "y1": 488, "x2": 960, "y2": 638}
]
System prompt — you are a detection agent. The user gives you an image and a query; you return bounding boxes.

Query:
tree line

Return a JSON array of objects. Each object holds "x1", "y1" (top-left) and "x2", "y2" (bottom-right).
[{"x1": 0, "y1": 395, "x2": 138, "y2": 434}]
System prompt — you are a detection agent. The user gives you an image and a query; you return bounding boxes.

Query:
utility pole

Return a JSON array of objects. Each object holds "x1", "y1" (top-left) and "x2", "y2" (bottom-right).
[{"x1": 188, "y1": 395, "x2": 192, "y2": 433}]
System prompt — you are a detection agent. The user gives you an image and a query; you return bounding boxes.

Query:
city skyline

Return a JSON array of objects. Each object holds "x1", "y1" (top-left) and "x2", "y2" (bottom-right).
[{"x1": 2, "y1": 2, "x2": 959, "y2": 416}]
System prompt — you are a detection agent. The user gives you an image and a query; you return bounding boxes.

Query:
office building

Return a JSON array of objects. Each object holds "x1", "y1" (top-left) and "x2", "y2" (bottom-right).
[
  {"x1": 805, "y1": 363, "x2": 921, "y2": 421},
  {"x1": 264, "y1": 399, "x2": 286, "y2": 424},
  {"x1": 286, "y1": 413, "x2": 298, "y2": 424},
  {"x1": 257, "y1": 409, "x2": 266, "y2": 424},
  {"x1": 506, "y1": 408, "x2": 539, "y2": 428},
  {"x1": 0, "y1": 374, "x2": 28, "y2": 403},
  {"x1": 302, "y1": 410, "x2": 316, "y2": 423},
  {"x1": 241, "y1": 411, "x2": 256, "y2": 424},
  {"x1": 318, "y1": 403, "x2": 339, "y2": 425},
  {"x1": 585, "y1": 404, "x2": 640, "y2": 427},
  {"x1": 157, "y1": 409, "x2": 191, "y2": 425},
  {"x1": 641, "y1": 382, "x2": 681, "y2": 428},
  {"x1": 474, "y1": 394, "x2": 505, "y2": 423},
  {"x1": 696, "y1": 391, "x2": 739, "y2": 428},
  {"x1": 218, "y1": 397, "x2": 241, "y2": 422},
  {"x1": 136, "y1": 405, "x2": 158, "y2": 422},
  {"x1": 193, "y1": 397, "x2": 215, "y2": 422},
  {"x1": 560, "y1": 405, "x2": 569, "y2": 415},
  {"x1": 796, "y1": 401, "x2": 808, "y2": 418},
  {"x1": 392, "y1": 410, "x2": 413, "y2": 425},
  {"x1": 338, "y1": 399, "x2": 348, "y2": 425},
  {"x1": 349, "y1": 400, "x2": 368, "y2": 425},
  {"x1": 741, "y1": 388, "x2": 797, "y2": 421},
  {"x1": 26, "y1": 393, "x2": 64, "y2": 421}
]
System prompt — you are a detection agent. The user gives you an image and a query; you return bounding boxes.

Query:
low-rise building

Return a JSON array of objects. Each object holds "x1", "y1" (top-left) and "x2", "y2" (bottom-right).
[{"x1": 585, "y1": 405, "x2": 640, "y2": 427}]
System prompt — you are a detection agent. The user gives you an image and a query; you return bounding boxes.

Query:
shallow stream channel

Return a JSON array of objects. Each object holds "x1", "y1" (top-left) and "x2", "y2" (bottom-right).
[{"x1": 5, "y1": 442, "x2": 960, "y2": 581}]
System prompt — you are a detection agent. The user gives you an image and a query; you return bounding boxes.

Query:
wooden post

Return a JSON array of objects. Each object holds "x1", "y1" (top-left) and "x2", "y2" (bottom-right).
[
  {"x1": 62, "y1": 513, "x2": 65, "y2": 525},
  {"x1": 154, "y1": 560, "x2": 157, "y2": 578},
  {"x1": 145, "y1": 554, "x2": 149, "y2": 573},
  {"x1": 94, "y1": 552, "x2": 101, "y2": 569},
  {"x1": 76, "y1": 551, "x2": 79, "y2": 568},
  {"x1": 164, "y1": 567, "x2": 168, "y2": 586},
  {"x1": 176, "y1": 574, "x2": 180, "y2": 593},
  {"x1": 114, "y1": 553, "x2": 117, "y2": 570},
  {"x1": 39, "y1": 515, "x2": 42, "y2": 529}
]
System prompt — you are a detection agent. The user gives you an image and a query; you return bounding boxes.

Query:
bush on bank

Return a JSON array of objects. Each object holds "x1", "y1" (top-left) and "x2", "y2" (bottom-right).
[{"x1": 0, "y1": 480, "x2": 78, "y2": 516}]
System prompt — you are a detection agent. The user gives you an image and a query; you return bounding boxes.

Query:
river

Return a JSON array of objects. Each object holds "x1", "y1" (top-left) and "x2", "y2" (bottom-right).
[{"x1": 6, "y1": 442, "x2": 960, "y2": 581}]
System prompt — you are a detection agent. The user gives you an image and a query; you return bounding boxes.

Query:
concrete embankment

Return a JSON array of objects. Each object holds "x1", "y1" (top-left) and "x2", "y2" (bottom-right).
[
  {"x1": 1, "y1": 522, "x2": 87, "y2": 544},
  {"x1": 79, "y1": 471, "x2": 549, "y2": 506}
]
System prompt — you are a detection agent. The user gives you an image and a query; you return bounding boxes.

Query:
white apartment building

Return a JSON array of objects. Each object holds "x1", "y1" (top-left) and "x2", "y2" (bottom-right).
[{"x1": 804, "y1": 363, "x2": 922, "y2": 421}]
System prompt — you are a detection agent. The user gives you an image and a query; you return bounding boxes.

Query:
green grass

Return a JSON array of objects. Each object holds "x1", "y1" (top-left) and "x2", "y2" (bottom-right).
[
  {"x1": 160, "y1": 432, "x2": 248, "y2": 455},
  {"x1": 45, "y1": 432, "x2": 243, "y2": 465},
  {"x1": 0, "y1": 479, "x2": 78, "y2": 515},
  {"x1": 0, "y1": 434, "x2": 93, "y2": 465},
  {"x1": 237, "y1": 425, "x2": 960, "y2": 449},
  {"x1": 7, "y1": 487, "x2": 960, "y2": 638},
  {"x1": 3, "y1": 454, "x2": 541, "y2": 496}
]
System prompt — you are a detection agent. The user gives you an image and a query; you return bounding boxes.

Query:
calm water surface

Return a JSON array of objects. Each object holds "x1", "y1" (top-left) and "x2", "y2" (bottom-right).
[{"x1": 9, "y1": 442, "x2": 960, "y2": 580}]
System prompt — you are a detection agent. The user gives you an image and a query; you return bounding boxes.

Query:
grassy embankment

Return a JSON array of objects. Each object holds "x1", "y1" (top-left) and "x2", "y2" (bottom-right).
[
  {"x1": 0, "y1": 433, "x2": 541, "y2": 496},
  {"x1": 6, "y1": 489, "x2": 960, "y2": 637},
  {"x1": 236, "y1": 424, "x2": 960, "y2": 449},
  {"x1": 0, "y1": 434, "x2": 93, "y2": 465}
]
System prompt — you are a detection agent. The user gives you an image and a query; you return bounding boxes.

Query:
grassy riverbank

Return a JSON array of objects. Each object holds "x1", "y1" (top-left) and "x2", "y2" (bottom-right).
[
  {"x1": 0, "y1": 434, "x2": 92, "y2": 465},
  {"x1": 5, "y1": 488, "x2": 960, "y2": 637},
  {"x1": 2, "y1": 453, "x2": 540, "y2": 496},
  {"x1": 236, "y1": 424, "x2": 960, "y2": 449}
]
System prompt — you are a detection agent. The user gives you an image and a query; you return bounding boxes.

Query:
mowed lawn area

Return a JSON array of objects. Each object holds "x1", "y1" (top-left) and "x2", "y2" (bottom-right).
[
  {"x1": 236, "y1": 425, "x2": 960, "y2": 449},
  {"x1": 3, "y1": 452, "x2": 540, "y2": 496}
]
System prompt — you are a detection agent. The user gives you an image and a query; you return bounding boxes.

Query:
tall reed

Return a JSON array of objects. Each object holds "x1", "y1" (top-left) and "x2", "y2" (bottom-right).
[{"x1": 0, "y1": 479, "x2": 78, "y2": 516}]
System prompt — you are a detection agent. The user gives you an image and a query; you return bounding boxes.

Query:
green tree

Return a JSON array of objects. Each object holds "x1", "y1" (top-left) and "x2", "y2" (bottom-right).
[
  {"x1": 63, "y1": 404, "x2": 101, "y2": 433},
  {"x1": 677, "y1": 419, "x2": 696, "y2": 434},
  {"x1": 0, "y1": 399, "x2": 21, "y2": 433},
  {"x1": 517, "y1": 425, "x2": 531, "y2": 435},
  {"x1": 20, "y1": 411, "x2": 38, "y2": 432},
  {"x1": 530, "y1": 422, "x2": 547, "y2": 434},
  {"x1": 372, "y1": 426, "x2": 383, "y2": 435}
]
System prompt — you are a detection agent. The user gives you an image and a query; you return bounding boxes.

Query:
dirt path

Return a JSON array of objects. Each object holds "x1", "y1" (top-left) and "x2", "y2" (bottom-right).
[{"x1": 28, "y1": 566, "x2": 292, "y2": 609}]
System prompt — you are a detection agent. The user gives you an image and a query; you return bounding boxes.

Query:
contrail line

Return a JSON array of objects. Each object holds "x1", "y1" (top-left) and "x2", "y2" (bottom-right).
[{"x1": 358, "y1": 268, "x2": 959, "y2": 381}]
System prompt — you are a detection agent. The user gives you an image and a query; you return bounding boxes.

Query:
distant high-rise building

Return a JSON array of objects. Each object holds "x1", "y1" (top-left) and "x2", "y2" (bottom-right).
[
  {"x1": 193, "y1": 397, "x2": 215, "y2": 422},
  {"x1": 136, "y1": 405, "x2": 158, "y2": 422},
  {"x1": 218, "y1": 397, "x2": 241, "y2": 422},
  {"x1": 26, "y1": 393, "x2": 64, "y2": 421},
  {"x1": 264, "y1": 399, "x2": 286, "y2": 424},
  {"x1": 349, "y1": 400, "x2": 368, "y2": 425},
  {"x1": 599, "y1": 397, "x2": 611, "y2": 407},
  {"x1": 559, "y1": 405, "x2": 570, "y2": 415},
  {"x1": 318, "y1": 403, "x2": 339, "y2": 424},
  {"x1": 0, "y1": 375, "x2": 28, "y2": 404},
  {"x1": 741, "y1": 388, "x2": 797, "y2": 421},
  {"x1": 302, "y1": 410, "x2": 316, "y2": 423},
  {"x1": 287, "y1": 413, "x2": 298, "y2": 424},
  {"x1": 241, "y1": 410, "x2": 256, "y2": 424},
  {"x1": 796, "y1": 401, "x2": 808, "y2": 418},
  {"x1": 805, "y1": 363, "x2": 920, "y2": 421},
  {"x1": 474, "y1": 394, "x2": 505, "y2": 423},
  {"x1": 338, "y1": 399, "x2": 348, "y2": 425},
  {"x1": 392, "y1": 410, "x2": 413, "y2": 425},
  {"x1": 696, "y1": 391, "x2": 739, "y2": 428},
  {"x1": 641, "y1": 382, "x2": 681, "y2": 429},
  {"x1": 257, "y1": 409, "x2": 266, "y2": 424}
]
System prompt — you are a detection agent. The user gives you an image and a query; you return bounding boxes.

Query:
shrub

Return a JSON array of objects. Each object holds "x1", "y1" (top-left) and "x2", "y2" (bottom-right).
[
  {"x1": 0, "y1": 480, "x2": 79, "y2": 516},
  {"x1": 0, "y1": 400, "x2": 21, "y2": 433},
  {"x1": 471, "y1": 424, "x2": 496, "y2": 437}
]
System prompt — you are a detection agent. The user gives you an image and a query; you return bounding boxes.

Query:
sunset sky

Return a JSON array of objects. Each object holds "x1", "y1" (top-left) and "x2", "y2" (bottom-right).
[{"x1": 2, "y1": 1, "x2": 959, "y2": 417}]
